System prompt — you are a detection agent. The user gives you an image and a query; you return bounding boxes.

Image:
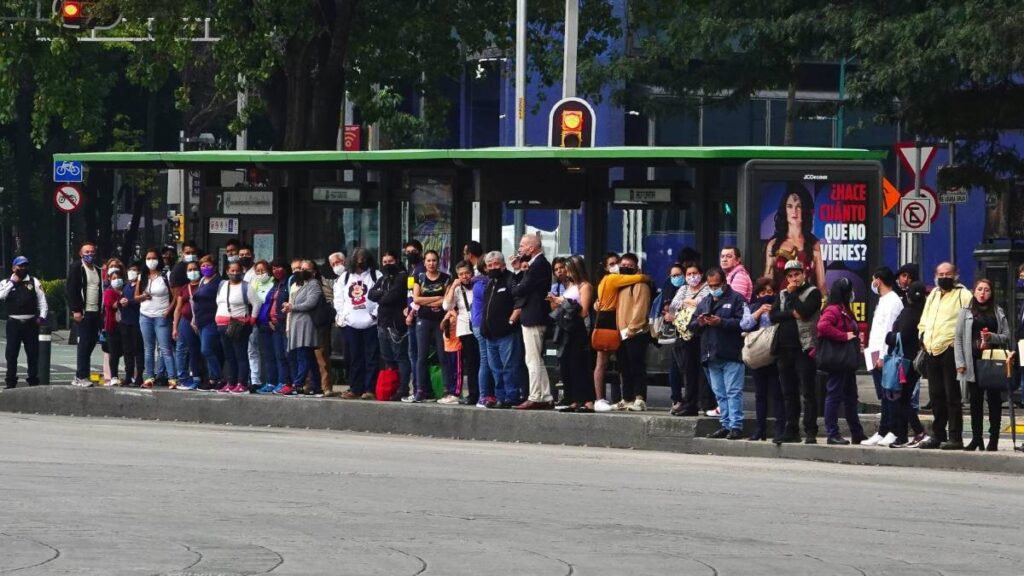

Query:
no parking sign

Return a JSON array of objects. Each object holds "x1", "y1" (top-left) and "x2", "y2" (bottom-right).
[{"x1": 54, "y1": 184, "x2": 83, "y2": 213}]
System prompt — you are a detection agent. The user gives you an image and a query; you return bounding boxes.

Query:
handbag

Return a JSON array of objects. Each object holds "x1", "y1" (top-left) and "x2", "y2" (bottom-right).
[
  {"x1": 590, "y1": 308, "x2": 621, "y2": 352},
  {"x1": 913, "y1": 348, "x2": 928, "y2": 376},
  {"x1": 223, "y1": 282, "x2": 250, "y2": 340},
  {"x1": 815, "y1": 337, "x2": 860, "y2": 373},
  {"x1": 881, "y1": 334, "x2": 910, "y2": 393},
  {"x1": 742, "y1": 325, "x2": 777, "y2": 370},
  {"x1": 313, "y1": 285, "x2": 335, "y2": 329},
  {"x1": 375, "y1": 368, "x2": 400, "y2": 401},
  {"x1": 672, "y1": 304, "x2": 696, "y2": 342},
  {"x1": 976, "y1": 349, "x2": 1015, "y2": 391}
]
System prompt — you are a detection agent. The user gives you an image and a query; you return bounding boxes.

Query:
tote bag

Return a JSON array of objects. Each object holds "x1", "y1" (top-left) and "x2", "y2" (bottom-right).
[
  {"x1": 881, "y1": 334, "x2": 910, "y2": 393},
  {"x1": 742, "y1": 325, "x2": 777, "y2": 370}
]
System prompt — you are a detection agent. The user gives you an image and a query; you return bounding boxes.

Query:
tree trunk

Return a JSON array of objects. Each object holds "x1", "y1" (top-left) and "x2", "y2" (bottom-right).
[
  {"x1": 783, "y1": 63, "x2": 799, "y2": 146},
  {"x1": 13, "y1": 65, "x2": 35, "y2": 264}
]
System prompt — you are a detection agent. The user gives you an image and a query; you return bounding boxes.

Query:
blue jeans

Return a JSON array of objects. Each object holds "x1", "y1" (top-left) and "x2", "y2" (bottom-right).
[
  {"x1": 825, "y1": 370, "x2": 866, "y2": 439},
  {"x1": 218, "y1": 325, "x2": 251, "y2": 385},
  {"x1": 706, "y1": 358, "x2": 744, "y2": 430},
  {"x1": 485, "y1": 331, "x2": 525, "y2": 405},
  {"x1": 408, "y1": 320, "x2": 419, "y2": 391},
  {"x1": 289, "y1": 347, "x2": 319, "y2": 388},
  {"x1": 378, "y1": 326, "x2": 411, "y2": 397},
  {"x1": 199, "y1": 322, "x2": 223, "y2": 381},
  {"x1": 174, "y1": 317, "x2": 201, "y2": 381},
  {"x1": 473, "y1": 326, "x2": 495, "y2": 399},
  {"x1": 345, "y1": 325, "x2": 381, "y2": 395},
  {"x1": 257, "y1": 325, "x2": 281, "y2": 385},
  {"x1": 871, "y1": 368, "x2": 894, "y2": 435},
  {"x1": 272, "y1": 325, "x2": 291, "y2": 385},
  {"x1": 140, "y1": 315, "x2": 176, "y2": 381}
]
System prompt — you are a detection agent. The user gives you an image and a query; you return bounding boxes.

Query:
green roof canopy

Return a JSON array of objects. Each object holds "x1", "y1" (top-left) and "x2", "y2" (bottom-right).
[{"x1": 54, "y1": 146, "x2": 886, "y2": 169}]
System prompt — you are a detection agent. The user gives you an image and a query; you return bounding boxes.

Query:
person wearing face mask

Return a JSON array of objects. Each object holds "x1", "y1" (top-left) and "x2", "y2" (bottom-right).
[
  {"x1": 168, "y1": 241, "x2": 200, "y2": 300},
  {"x1": 954, "y1": 278, "x2": 1011, "y2": 451},
  {"x1": 171, "y1": 260, "x2": 204, "y2": 390},
  {"x1": 258, "y1": 260, "x2": 292, "y2": 394},
  {"x1": 403, "y1": 240, "x2": 426, "y2": 395},
  {"x1": 1, "y1": 256, "x2": 48, "y2": 389},
  {"x1": 368, "y1": 251, "x2": 412, "y2": 400},
  {"x1": 223, "y1": 239, "x2": 240, "y2": 275},
  {"x1": 885, "y1": 281, "x2": 929, "y2": 448},
  {"x1": 443, "y1": 261, "x2": 480, "y2": 405},
  {"x1": 282, "y1": 260, "x2": 322, "y2": 396},
  {"x1": 233, "y1": 245, "x2": 263, "y2": 392},
  {"x1": 215, "y1": 261, "x2": 256, "y2": 394},
  {"x1": 191, "y1": 255, "x2": 225, "y2": 392},
  {"x1": 479, "y1": 251, "x2": 526, "y2": 408},
  {"x1": 136, "y1": 248, "x2": 177, "y2": 389},
  {"x1": 100, "y1": 270, "x2": 125, "y2": 387},
  {"x1": 609, "y1": 253, "x2": 653, "y2": 412},
  {"x1": 917, "y1": 262, "x2": 973, "y2": 449},
  {"x1": 667, "y1": 263, "x2": 712, "y2": 416},
  {"x1": 816, "y1": 277, "x2": 867, "y2": 445},
  {"x1": 66, "y1": 241, "x2": 103, "y2": 387},
  {"x1": 250, "y1": 260, "x2": 283, "y2": 394},
  {"x1": 862, "y1": 267, "x2": 904, "y2": 447},
  {"x1": 335, "y1": 247, "x2": 383, "y2": 400},
  {"x1": 117, "y1": 264, "x2": 144, "y2": 387},
  {"x1": 740, "y1": 277, "x2": 785, "y2": 441}
]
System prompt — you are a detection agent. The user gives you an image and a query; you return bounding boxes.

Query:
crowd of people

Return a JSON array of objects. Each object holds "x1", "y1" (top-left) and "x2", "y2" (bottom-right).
[{"x1": 2, "y1": 237, "x2": 1021, "y2": 452}]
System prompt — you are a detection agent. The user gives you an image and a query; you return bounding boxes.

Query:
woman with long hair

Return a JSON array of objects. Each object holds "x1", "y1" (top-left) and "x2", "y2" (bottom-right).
[
  {"x1": 405, "y1": 250, "x2": 452, "y2": 403},
  {"x1": 954, "y1": 278, "x2": 1012, "y2": 451},
  {"x1": 337, "y1": 247, "x2": 382, "y2": 400},
  {"x1": 666, "y1": 262, "x2": 712, "y2": 416},
  {"x1": 191, "y1": 255, "x2": 225, "y2": 391},
  {"x1": 135, "y1": 248, "x2": 177, "y2": 388},
  {"x1": 816, "y1": 277, "x2": 866, "y2": 445},
  {"x1": 215, "y1": 261, "x2": 255, "y2": 393},
  {"x1": 885, "y1": 281, "x2": 928, "y2": 448},
  {"x1": 764, "y1": 184, "x2": 826, "y2": 294},
  {"x1": 171, "y1": 259, "x2": 203, "y2": 390},
  {"x1": 549, "y1": 255, "x2": 595, "y2": 412}
]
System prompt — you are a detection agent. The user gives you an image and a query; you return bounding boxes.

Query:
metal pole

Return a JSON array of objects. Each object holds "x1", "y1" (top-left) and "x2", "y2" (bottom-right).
[
  {"x1": 562, "y1": 0, "x2": 578, "y2": 99},
  {"x1": 65, "y1": 212, "x2": 70, "y2": 329},
  {"x1": 515, "y1": 0, "x2": 527, "y2": 147},
  {"x1": 836, "y1": 57, "x2": 847, "y2": 148},
  {"x1": 236, "y1": 76, "x2": 248, "y2": 151},
  {"x1": 948, "y1": 140, "x2": 955, "y2": 265},
  {"x1": 913, "y1": 138, "x2": 923, "y2": 265}
]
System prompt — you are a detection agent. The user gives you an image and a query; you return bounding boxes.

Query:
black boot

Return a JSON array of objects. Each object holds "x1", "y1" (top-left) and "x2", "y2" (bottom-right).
[
  {"x1": 986, "y1": 433, "x2": 999, "y2": 452},
  {"x1": 963, "y1": 438, "x2": 983, "y2": 451}
]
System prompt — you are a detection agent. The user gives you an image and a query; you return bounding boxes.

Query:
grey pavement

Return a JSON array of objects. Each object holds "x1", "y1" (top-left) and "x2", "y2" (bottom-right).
[{"x1": 1, "y1": 413, "x2": 1023, "y2": 575}]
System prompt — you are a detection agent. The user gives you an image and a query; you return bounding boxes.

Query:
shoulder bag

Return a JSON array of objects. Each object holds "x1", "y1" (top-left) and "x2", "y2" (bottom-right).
[
  {"x1": 881, "y1": 334, "x2": 909, "y2": 393},
  {"x1": 742, "y1": 324, "x2": 778, "y2": 370},
  {"x1": 590, "y1": 308, "x2": 620, "y2": 352},
  {"x1": 976, "y1": 349, "x2": 1016, "y2": 391}
]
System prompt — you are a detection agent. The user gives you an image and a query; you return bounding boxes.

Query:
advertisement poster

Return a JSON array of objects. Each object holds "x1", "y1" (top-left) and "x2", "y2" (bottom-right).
[
  {"x1": 760, "y1": 180, "x2": 870, "y2": 327},
  {"x1": 411, "y1": 178, "x2": 453, "y2": 270}
]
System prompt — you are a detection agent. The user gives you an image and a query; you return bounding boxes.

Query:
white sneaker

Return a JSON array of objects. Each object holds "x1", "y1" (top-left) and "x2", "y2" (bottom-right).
[
  {"x1": 877, "y1": 432, "x2": 897, "y2": 447},
  {"x1": 705, "y1": 406, "x2": 721, "y2": 417},
  {"x1": 475, "y1": 400, "x2": 487, "y2": 408},
  {"x1": 862, "y1": 432, "x2": 884, "y2": 446},
  {"x1": 108, "y1": 377, "x2": 121, "y2": 387},
  {"x1": 437, "y1": 395, "x2": 459, "y2": 405},
  {"x1": 594, "y1": 399, "x2": 613, "y2": 412},
  {"x1": 627, "y1": 398, "x2": 647, "y2": 412}
]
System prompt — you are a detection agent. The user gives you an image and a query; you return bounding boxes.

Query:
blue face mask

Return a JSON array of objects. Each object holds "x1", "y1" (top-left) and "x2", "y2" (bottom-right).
[
  {"x1": 711, "y1": 287, "x2": 724, "y2": 298},
  {"x1": 1017, "y1": 278, "x2": 1024, "y2": 290},
  {"x1": 670, "y1": 276, "x2": 684, "y2": 288},
  {"x1": 82, "y1": 254, "x2": 94, "y2": 264}
]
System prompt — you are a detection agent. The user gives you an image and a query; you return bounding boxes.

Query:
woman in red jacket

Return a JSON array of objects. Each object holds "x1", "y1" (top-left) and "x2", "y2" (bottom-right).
[{"x1": 816, "y1": 277, "x2": 866, "y2": 445}]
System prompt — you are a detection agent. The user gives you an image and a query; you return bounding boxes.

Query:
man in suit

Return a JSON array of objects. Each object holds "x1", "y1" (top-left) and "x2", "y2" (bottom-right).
[
  {"x1": 65, "y1": 241, "x2": 102, "y2": 387},
  {"x1": 511, "y1": 233, "x2": 553, "y2": 410}
]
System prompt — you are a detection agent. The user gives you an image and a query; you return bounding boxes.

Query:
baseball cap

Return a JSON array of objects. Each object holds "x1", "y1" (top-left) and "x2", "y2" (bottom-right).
[
  {"x1": 12, "y1": 256, "x2": 28, "y2": 267},
  {"x1": 784, "y1": 259, "x2": 804, "y2": 272}
]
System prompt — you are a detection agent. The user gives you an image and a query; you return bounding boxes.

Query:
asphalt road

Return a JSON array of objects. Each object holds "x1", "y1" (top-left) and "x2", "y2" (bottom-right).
[{"x1": 0, "y1": 414, "x2": 1020, "y2": 575}]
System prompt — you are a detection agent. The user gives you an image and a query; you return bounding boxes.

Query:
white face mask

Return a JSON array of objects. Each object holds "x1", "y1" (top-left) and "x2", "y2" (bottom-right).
[
  {"x1": 187, "y1": 270, "x2": 200, "y2": 282},
  {"x1": 608, "y1": 265, "x2": 620, "y2": 274},
  {"x1": 870, "y1": 281, "x2": 880, "y2": 296},
  {"x1": 127, "y1": 270, "x2": 139, "y2": 282},
  {"x1": 183, "y1": 254, "x2": 197, "y2": 263},
  {"x1": 332, "y1": 264, "x2": 345, "y2": 276},
  {"x1": 145, "y1": 259, "x2": 159, "y2": 270},
  {"x1": 111, "y1": 279, "x2": 124, "y2": 290},
  {"x1": 255, "y1": 273, "x2": 269, "y2": 283}
]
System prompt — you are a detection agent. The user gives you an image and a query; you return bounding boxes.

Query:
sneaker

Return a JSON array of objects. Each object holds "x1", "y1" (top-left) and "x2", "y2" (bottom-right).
[
  {"x1": 401, "y1": 394, "x2": 422, "y2": 403},
  {"x1": 861, "y1": 432, "x2": 884, "y2": 446},
  {"x1": 906, "y1": 433, "x2": 927, "y2": 448},
  {"x1": 340, "y1": 390, "x2": 359, "y2": 400},
  {"x1": 917, "y1": 436, "x2": 942, "y2": 449},
  {"x1": 216, "y1": 382, "x2": 233, "y2": 394},
  {"x1": 167, "y1": 379, "x2": 178, "y2": 390},
  {"x1": 594, "y1": 399, "x2": 613, "y2": 412},
  {"x1": 230, "y1": 384, "x2": 247, "y2": 394},
  {"x1": 475, "y1": 399, "x2": 488, "y2": 408},
  {"x1": 277, "y1": 384, "x2": 295, "y2": 396},
  {"x1": 877, "y1": 432, "x2": 897, "y2": 447},
  {"x1": 141, "y1": 379, "x2": 155, "y2": 389},
  {"x1": 627, "y1": 398, "x2": 647, "y2": 412},
  {"x1": 269, "y1": 383, "x2": 286, "y2": 394},
  {"x1": 256, "y1": 383, "x2": 276, "y2": 394},
  {"x1": 612, "y1": 400, "x2": 628, "y2": 411},
  {"x1": 889, "y1": 439, "x2": 910, "y2": 448},
  {"x1": 483, "y1": 396, "x2": 497, "y2": 409},
  {"x1": 704, "y1": 406, "x2": 721, "y2": 417},
  {"x1": 101, "y1": 378, "x2": 115, "y2": 387},
  {"x1": 305, "y1": 389, "x2": 324, "y2": 398},
  {"x1": 437, "y1": 395, "x2": 460, "y2": 405},
  {"x1": 179, "y1": 379, "x2": 199, "y2": 391},
  {"x1": 360, "y1": 392, "x2": 376, "y2": 400}
]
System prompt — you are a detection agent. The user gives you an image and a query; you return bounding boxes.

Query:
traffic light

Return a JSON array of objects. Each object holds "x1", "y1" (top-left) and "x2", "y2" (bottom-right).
[
  {"x1": 168, "y1": 215, "x2": 185, "y2": 244},
  {"x1": 548, "y1": 97, "x2": 596, "y2": 148},
  {"x1": 177, "y1": 214, "x2": 186, "y2": 243},
  {"x1": 54, "y1": 0, "x2": 121, "y2": 30}
]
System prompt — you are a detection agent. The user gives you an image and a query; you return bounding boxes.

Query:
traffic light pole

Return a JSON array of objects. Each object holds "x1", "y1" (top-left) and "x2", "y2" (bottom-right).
[{"x1": 515, "y1": 0, "x2": 526, "y2": 147}]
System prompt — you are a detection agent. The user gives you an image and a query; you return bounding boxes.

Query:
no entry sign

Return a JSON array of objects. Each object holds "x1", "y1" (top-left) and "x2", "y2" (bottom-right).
[{"x1": 54, "y1": 184, "x2": 83, "y2": 213}]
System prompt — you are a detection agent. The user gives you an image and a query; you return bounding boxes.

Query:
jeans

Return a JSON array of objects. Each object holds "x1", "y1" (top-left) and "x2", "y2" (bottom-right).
[
  {"x1": 218, "y1": 325, "x2": 251, "y2": 385},
  {"x1": 5, "y1": 318, "x2": 39, "y2": 387},
  {"x1": 776, "y1": 348, "x2": 819, "y2": 438},
  {"x1": 174, "y1": 317, "x2": 202, "y2": 381},
  {"x1": 75, "y1": 311, "x2": 101, "y2": 379},
  {"x1": 707, "y1": 358, "x2": 745, "y2": 430},
  {"x1": 926, "y1": 348, "x2": 962, "y2": 442},
  {"x1": 289, "y1": 346, "x2": 319, "y2": 388},
  {"x1": 272, "y1": 325, "x2": 291, "y2": 385},
  {"x1": 378, "y1": 326, "x2": 411, "y2": 397},
  {"x1": 408, "y1": 322, "x2": 419, "y2": 392},
  {"x1": 247, "y1": 328, "x2": 262, "y2": 387},
  {"x1": 140, "y1": 315, "x2": 176, "y2": 381},
  {"x1": 870, "y1": 368, "x2": 894, "y2": 435},
  {"x1": 521, "y1": 325, "x2": 552, "y2": 403},
  {"x1": 257, "y1": 325, "x2": 281, "y2": 385},
  {"x1": 415, "y1": 318, "x2": 450, "y2": 397},
  {"x1": 345, "y1": 325, "x2": 381, "y2": 395},
  {"x1": 618, "y1": 335, "x2": 649, "y2": 402},
  {"x1": 118, "y1": 323, "x2": 143, "y2": 384},
  {"x1": 486, "y1": 331, "x2": 525, "y2": 405},
  {"x1": 473, "y1": 327, "x2": 495, "y2": 400},
  {"x1": 824, "y1": 370, "x2": 865, "y2": 439},
  {"x1": 198, "y1": 322, "x2": 224, "y2": 382},
  {"x1": 752, "y1": 364, "x2": 785, "y2": 439}
]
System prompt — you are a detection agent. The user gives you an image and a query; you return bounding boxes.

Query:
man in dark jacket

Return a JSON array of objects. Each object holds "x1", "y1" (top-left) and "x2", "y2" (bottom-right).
[
  {"x1": 65, "y1": 241, "x2": 102, "y2": 387},
  {"x1": 510, "y1": 234, "x2": 553, "y2": 410},
  {"x1": 769, "y1": 259, "x2": 823, "y2": 444},
  {"x1": 481, "y1": 251, "x2": 525, "y2": 408},
  {"x1": 368, "y1": 250, "x2": 411, "y2": 400},
  {"x1": 688, "y1": 267, "x2": 747, "y2": 440},
  {"x1": 1, "y1": 256, "x2": 48, "y2": 388}
]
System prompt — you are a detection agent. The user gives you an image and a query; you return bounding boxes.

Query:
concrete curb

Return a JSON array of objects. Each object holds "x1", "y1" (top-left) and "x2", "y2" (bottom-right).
[{"x1": 2, "y1": 386, "x2": 1021, "y2": 475}]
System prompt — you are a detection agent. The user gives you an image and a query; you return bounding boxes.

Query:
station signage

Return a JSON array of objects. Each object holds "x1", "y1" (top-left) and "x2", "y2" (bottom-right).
[
  {"x1": 312, "y1": 187, "x2": 361, "y2": 202},
  {"x1": 222, "y1": 190, "x2": 273, "y2": 215},
  {"x1": 208, "y1": 217, "x2": 239, "y2": 235},
  {"x1": 612, "y1": 187, "x2": 672, "y2": 204}
]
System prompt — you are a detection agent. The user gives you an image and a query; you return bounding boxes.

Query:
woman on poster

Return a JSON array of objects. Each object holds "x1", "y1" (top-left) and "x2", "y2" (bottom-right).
[{"x1": 764, "y1": 184, "x2": 827, "y2": 294}]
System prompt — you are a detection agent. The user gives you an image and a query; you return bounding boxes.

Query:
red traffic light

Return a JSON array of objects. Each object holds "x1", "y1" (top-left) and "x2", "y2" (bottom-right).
[{"x1": 61, "y1": 1, "x2": 82, "y2": 20}]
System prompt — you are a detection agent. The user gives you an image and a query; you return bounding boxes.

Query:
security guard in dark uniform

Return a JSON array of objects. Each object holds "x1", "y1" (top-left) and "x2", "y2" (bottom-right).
[{"x1": 0, "y1": 256, "x2": 48, "y2": 388}]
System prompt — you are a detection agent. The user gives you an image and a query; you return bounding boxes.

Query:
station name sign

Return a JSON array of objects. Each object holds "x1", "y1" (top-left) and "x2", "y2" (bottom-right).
[
  {"x1": 313, "y1": 187, "x2": 361, "y2": 202},
  {"x1": 613, "y1": 187, "x2": 672, "y2": 204}
]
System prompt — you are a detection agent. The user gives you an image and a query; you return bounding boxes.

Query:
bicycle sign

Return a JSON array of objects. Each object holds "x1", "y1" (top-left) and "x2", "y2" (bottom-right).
[
  {"x1": 53, "y1": 160, "x2": 83, "y2": 183},
  {"x1": 54, "y1": 184, "x2": 83, "y2": 213}
]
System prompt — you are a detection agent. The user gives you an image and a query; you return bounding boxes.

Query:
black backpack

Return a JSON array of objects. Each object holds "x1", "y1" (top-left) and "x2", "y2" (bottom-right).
[{"x1": 313, "y1": 283, "x2": 335, "y2": 329}]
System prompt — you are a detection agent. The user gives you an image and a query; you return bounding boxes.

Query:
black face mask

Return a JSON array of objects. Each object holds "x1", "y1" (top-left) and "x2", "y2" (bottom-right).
[
  {"x1": 937, "y1": 277, "x2": 955, "y2": 291},
  {"x1": 13, "y1": 268, "x2": 27, "y2": 279},
  {"x1": 229, "y1": 273, "x2": 243, "y2": 282},
  {"x1": 405, "y1": 253, "x2": 421, "y2": 265},
  {"x1": 239, "y1": 256, "x2": 254, "y2": 268},
  {"x1": 618, "y1": 266, "x2": 637, "y2": 276},
  {"x1": 383, "y1": 264, "x2": 398, "y2": 275},
  {"x1": 356, "y1": 260, "x2": 367, "y2": 270},
  {"x1": 488, "y1": 269, "x2": 503, "y2": 279}
]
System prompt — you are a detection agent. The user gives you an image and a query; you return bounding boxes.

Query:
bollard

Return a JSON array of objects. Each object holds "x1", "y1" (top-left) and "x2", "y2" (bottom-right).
[{"x1": 38, "y1": 321, "x2": 52, "y2": 386}]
